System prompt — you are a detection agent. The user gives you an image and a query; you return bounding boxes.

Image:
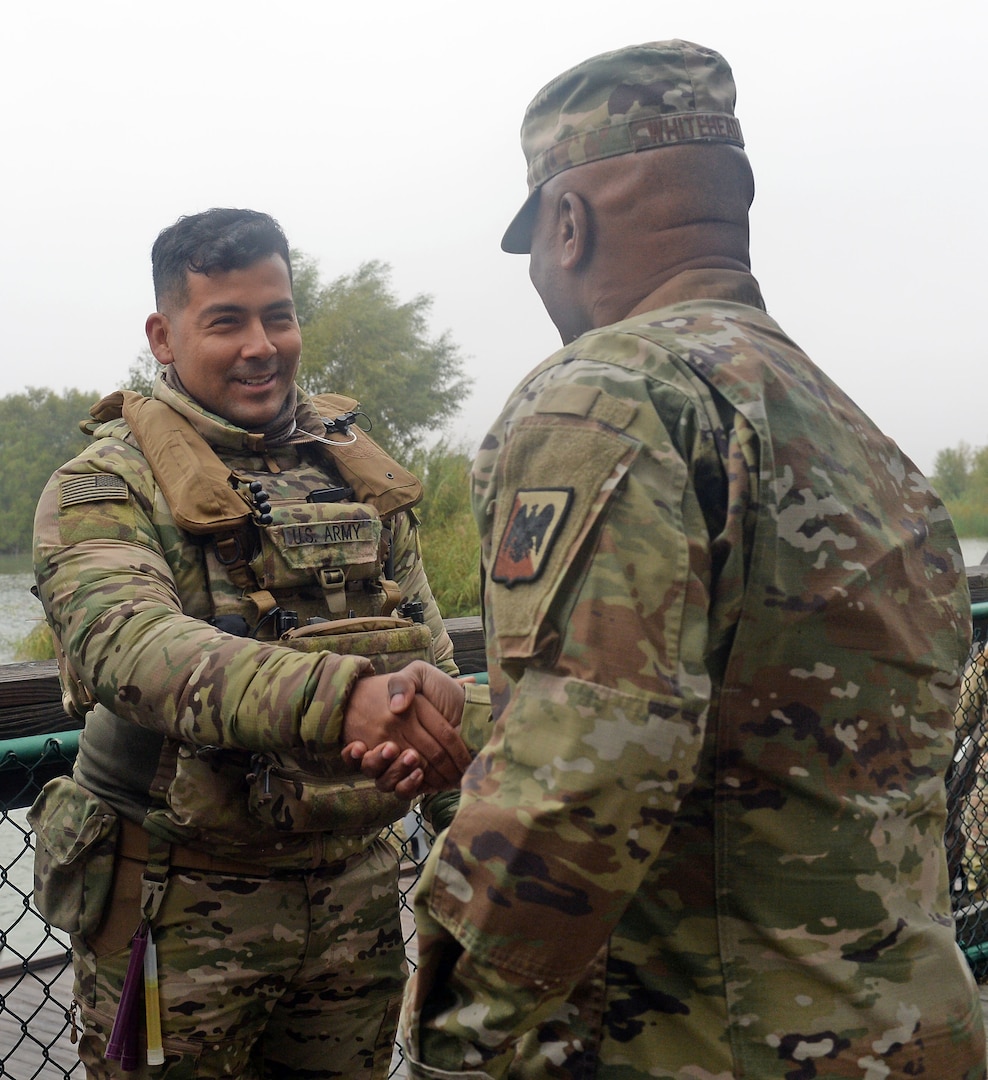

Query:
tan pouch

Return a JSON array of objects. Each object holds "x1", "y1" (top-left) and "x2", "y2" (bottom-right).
[
  {"x1": 279, "y1": 614, "x2": 434, "y2": 667},
  {"x1": 250, "y1": 503, "x2": 383, "y2": 591},
  {"x1": 247, "y1": 756, "x2": 408, "y2": 835},
  {"x1": 247, "y1": 615, "x2": 435, "y2": 833}
]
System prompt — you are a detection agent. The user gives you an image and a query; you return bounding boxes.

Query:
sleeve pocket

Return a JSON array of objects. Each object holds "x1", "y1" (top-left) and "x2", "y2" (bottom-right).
[{"x1": 487, "y1": 415, "x2": 640, "y2": 661}]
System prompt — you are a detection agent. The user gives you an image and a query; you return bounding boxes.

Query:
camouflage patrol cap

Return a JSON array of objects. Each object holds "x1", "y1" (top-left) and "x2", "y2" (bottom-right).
[{"x1": 502, "y1": 40, "x2": 744, "y2": 254}]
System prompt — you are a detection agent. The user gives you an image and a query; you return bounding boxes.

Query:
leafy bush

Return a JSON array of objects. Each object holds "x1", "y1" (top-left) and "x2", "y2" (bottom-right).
[
  {"x1": 943, "y1": 501, "x2": 988, "y2": 540},
  {"x1": 410, "y1": 442, "x2": 481, "y2": 618},
  {"x1": 935, "y1": 443, "x2": 988, "y2": 538}
]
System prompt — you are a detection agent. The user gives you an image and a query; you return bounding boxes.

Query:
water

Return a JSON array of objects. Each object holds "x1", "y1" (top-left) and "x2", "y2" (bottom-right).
[
  {"x1": 0, "y1": 572, "x2": 45, "y2": 665},
  {"x1": 0, "y1": 558, "x2": 57, "y2": 962}
]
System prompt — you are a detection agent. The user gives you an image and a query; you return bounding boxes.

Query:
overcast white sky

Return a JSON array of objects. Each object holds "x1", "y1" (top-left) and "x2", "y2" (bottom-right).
[{"x1": 1, "y1": 0, "x2": 984, "y2": 474}]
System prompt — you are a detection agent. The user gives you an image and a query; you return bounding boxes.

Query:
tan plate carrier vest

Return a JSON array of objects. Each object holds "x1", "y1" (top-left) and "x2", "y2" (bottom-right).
[{"x1": 64, "y1": 390, "x2": 435, "y2": 853}]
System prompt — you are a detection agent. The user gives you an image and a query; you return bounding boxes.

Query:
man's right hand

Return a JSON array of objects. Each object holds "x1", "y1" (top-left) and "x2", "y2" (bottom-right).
[{"x1": 341, "y1": 661, "x2": 471, "y2": 793}]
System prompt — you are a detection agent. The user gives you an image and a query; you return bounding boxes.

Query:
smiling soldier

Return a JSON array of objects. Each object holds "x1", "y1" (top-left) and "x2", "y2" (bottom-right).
[{"x1": 30, "y1": 207, "x2": 473, "y2": 1079}]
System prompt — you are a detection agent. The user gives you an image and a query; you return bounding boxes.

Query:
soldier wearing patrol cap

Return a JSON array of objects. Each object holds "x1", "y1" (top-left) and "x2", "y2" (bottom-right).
[{"x1": 395, "y1": 39, "x2": 988, "y2": 1079}]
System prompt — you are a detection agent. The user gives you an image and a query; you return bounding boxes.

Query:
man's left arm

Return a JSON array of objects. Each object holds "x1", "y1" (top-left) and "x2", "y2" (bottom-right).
[{"x1": 403, "y1": 383, "x2": 715, "y2": 1077}]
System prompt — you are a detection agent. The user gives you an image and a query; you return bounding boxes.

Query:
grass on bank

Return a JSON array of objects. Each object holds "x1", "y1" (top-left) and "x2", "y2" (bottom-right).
[{"x1": 15, "y1": 622, "x2": 55, "y2": 661}]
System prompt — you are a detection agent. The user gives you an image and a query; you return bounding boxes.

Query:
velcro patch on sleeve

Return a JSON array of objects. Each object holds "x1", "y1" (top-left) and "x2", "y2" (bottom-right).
[
  {"x1": 486, "y1": 418, "x2": 640, "y2": 651},
  {"x1": 58, "y1": 475, "x2": 130, "y2": 510},
  {"x1": 535, "y1": 383, "x2": 638, "y2": 431},
  {"x1": 492, "y1": 488, "x2": 573, "y2": 587}
]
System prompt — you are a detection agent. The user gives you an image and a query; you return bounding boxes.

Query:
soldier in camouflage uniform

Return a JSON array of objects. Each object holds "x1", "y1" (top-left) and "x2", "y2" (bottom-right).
[
  {"x1": 30, "y1": 208, "x2": 475, "y2": 1079},
  {"x1": 395, "y1": 40, "x2": 988, "y2": 1079}
]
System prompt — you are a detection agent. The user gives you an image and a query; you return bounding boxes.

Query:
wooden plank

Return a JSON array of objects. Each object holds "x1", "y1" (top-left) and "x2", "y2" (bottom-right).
[
  {"x1": 969, "y1": 569, "x2": 988, "y2": 606},
  {"x1": 0, "y1": 661, "x2": 61, "y2": 707},
  {"x1": 0, "y1": 707, "x2": 80, "y2": 742},
  {"x1": 445, "y1": 617, "x2": 486, "y2": 675},
  {"x1": 0, "y1": 661, "x2": 68, "y2": 756}
]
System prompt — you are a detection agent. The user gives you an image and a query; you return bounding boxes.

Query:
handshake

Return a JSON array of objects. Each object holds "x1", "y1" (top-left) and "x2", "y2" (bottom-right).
[{"x1": 341, "y1": 661, "x2": 475, "y2": 798}]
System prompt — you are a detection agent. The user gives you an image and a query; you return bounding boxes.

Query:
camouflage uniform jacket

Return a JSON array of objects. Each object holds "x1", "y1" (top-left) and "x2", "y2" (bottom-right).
[
  {"x1": 33, "y1": 376, "x2": 456, "y2": 869},
  {"x1": 404, "y1": 269, "x2": 986, "y2": 1079}
]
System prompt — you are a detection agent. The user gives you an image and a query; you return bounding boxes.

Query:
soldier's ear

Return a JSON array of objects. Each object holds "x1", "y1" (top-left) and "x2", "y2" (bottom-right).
[
  {"x1": 558, "y1": 192, "x2": 589, "y2": 270},
  {"x1": 145, "y1": 313, "x2": 175, "y2": 365}
]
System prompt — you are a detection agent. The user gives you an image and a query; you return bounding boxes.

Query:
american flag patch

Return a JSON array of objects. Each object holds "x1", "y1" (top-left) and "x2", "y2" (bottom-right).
[{"x1": 59, "y1": 474, "x2": 130, "y2": 509}]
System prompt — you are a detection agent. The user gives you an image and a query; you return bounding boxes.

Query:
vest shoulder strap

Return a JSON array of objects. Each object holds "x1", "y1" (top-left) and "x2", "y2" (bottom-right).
[
  {"x1": 89, "y1": 390, "x2": 251, "y2": 534},
  {"x1": 308, "y1": 394, "x2": 422, "y2": 517},
  {"x1": 87, "y1": 389, "x2": 423, "y2": 530}
]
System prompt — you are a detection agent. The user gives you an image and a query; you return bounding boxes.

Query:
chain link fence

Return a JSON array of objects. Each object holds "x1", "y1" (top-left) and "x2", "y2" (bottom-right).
[
  {"x1": 2, "y1": 735, "x2": 78, "y2": 1078},
  {"x1": 948, "y1": 612, "x2": 988, "y2": 980},
  {"x1": 4, "y1": 620, "x2": 988, "y2": 1077},
  {"x1": 0, "y1": 733, "x2": 436, "y2": 1079}
]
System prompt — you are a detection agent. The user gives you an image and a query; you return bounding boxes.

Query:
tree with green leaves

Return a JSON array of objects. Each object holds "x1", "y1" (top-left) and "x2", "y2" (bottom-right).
[
  {"x1": 932, "y1": 441, "x2": 988, "y2": 537},
  {"x1": 0, "y1": 388, "x2": 96, "y2": 554},
  {"x1": 932, "y1": 443, "x2": 971, "y2": 502},
  {"x1": 293, "y1": 256, "x2": 470, "y2": 459},
  {"x1": 124, "y1": 348, "x2": 159, "y2": 397},
  {"x1": 408, "y1": 441, "x2": 481, "y2": 617}
]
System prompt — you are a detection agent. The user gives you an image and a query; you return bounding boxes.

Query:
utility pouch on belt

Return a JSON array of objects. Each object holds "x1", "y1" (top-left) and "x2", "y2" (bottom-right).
[
  {"x1": 247, "y1": 753, "x2": 406, "y2": 834},
  {"x1": 278, "y1": 614, "x2": 434, "y2": 664},
  {"x1": 247, "y1": 615, "x2": 435, "y2": 834},
  {"x1": 27, "y1": 775, "x2": 119, "y2": 936}
]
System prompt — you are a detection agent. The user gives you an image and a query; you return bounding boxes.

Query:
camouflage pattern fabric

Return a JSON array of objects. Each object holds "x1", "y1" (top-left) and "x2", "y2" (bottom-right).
[
  {"x1": 403, "y1": 269, "x2": 987, "y2": 1079},
  {"x1": 32, "y1": 375, "x2": 456, "y2": 1076},
  {"x1": 28, "y1": 775, "x2": 119, "y2": 937},
  {"x1": 518, "y1": 39, "x2": 741, "y2": 195},
  {"x1": 74, "y1": 837, "x2": 404, "y2": 1079},
  {"x1": 502, "y1": 39, "x2": 744, "y2": 254}
]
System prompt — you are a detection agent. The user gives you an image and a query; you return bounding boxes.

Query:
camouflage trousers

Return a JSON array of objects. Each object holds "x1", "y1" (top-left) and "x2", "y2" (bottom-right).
[{"x1": 72, "y1": 836, "x2": 406, "y2": 1079}]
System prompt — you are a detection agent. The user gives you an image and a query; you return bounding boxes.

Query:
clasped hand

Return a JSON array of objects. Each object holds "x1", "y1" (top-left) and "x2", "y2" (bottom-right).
[{"x1": 341, "y1": 660, "x2": 470, "y2": 798}]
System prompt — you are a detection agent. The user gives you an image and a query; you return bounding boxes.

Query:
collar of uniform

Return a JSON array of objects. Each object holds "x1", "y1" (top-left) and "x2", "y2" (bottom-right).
[
  {"x1": 634, "y1": 268, "x2": 766, "y2": 315},
  {"x1": 293, "y1": 392, "x2": 340, "y2": 442},
  {"x1": 153, "y1": 374, "x2": 288, "y2": 454}
]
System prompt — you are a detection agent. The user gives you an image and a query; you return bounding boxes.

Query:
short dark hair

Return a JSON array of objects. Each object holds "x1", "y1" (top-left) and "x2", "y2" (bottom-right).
[{"x1": 151, "y1": 208, "x2": 293, "y2": 308}]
